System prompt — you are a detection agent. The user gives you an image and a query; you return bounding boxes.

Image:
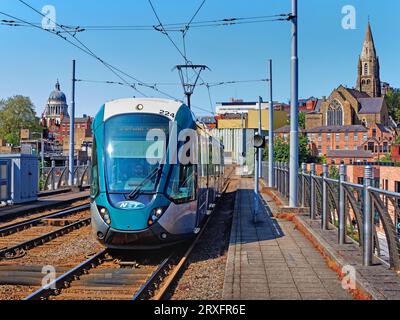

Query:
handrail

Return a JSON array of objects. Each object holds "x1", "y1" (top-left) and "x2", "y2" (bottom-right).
[{"x1": 267, "y1": 162, "x2": 400, "y2": 272}]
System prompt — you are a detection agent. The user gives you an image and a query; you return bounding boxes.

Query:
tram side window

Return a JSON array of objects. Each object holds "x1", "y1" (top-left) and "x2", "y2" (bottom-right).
[
  {"x1": 91, "y1": 137, "x2": 99, "y2": 198},
  {"x1": 166, "y1": 164, "x2": 195, "y2": 203}
]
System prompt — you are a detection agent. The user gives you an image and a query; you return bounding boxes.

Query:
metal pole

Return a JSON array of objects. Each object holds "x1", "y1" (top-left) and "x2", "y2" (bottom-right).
[
  {"x1": 258, "y1": 96, "x2": 263, "y2": 178},
  {"x1": 363, "y1": 165, "x2": 373, "y2": 266},
  {"x1": 69, "y1": 59, "x2": 76, "y2": 186},
  {"x1": 254, "y1": 146, "x2": 259, "y2": 222},
  {"x1": 289, "y1": 0, "x2": 299, "y2": 207},
  {"x1": 301, "y1": 163, "x2": 306, "y2": 207},
  {"x1": 339, "y1": 164, "x2": 346, "y2": 245},
  {"x1": 187, "y1": 93, "x2": 191, "y2": 109},
  {"x1": 322, "y1": 164, "x2": 329, "y2": 230},
  {"x1": 268, "y1": 60, "x2": 274, "y2": 188},
  {"x1": 40, "y1": 131, "x2": 44, "y2": 181},
  {"x1": 310, "y1": 163, "x2": 316, "y2": 219}
]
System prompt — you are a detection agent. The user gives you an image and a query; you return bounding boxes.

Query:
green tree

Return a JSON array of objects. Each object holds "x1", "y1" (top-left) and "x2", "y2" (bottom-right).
[
  {"x1": 328, "y1": 165, "x2": 340, "y2": 179},
  {"x1": 298, "y1": 112, "x2": 306, "y2": 129},
  {"x1": 0, "y1": 95, "x2": 42, "y2": 145},
  {"x1": 264, "y1": 135, "x2": 312, "y2": 164},
  {"x1": 385, "y1": 89, "x2": 400, "y2": 123}
]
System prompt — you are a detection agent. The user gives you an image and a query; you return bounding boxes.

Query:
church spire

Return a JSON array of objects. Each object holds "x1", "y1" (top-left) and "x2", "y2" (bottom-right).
[{"x1": 356, "y1": 21, "x2": 381, "y2": 97}]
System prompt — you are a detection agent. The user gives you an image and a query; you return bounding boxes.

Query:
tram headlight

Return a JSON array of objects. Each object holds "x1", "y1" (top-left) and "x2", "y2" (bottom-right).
[
  {"x1": 148, "y1": 207, "x2": 167, "y2": 226},
  {"x1": 98, "y1": 206, "x2": 111, "y2": 225},
  {"x1": 154, "y1": 207, "x2": 164, "y2": 217}
]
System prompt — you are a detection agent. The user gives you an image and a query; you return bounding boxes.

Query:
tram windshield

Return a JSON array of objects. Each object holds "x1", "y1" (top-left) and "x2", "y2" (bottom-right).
[{"x1": 104, "y1": 114, "x2": 169, "y2": 193}]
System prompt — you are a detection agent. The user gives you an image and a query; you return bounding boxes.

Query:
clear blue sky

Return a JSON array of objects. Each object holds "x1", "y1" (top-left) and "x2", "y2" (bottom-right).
[{"x1": 0, "y1": 0, "x2": 399, "y2": 117}]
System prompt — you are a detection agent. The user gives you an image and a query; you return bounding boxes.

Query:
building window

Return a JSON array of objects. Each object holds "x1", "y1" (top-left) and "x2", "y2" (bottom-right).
[
  {"x1": 364, "y1": 63, "x2": 368, "y2": 76},
  {"x1": 311, "y1": 133, "x2": 316, "y2": 140},
  {"x1": 383, "y1": 142, "x2": 388, "y2": 153},
  {"x1": 327, "y1": 99, "x2": 343, "y2": 126},
  {"x1": 372, "y1": 129, "x2": 377, "y2": 137},
  {"x1": 363, "y1": 133, "x2": 367, "y2": 142},
  {"x1": 335, "y1": 133, "x2": 340, "y2": 141},
  {"x1": 326, "y1": 133, "x2": 331, "y2": 141},
  {"x1": 336, "y1": 145, "x2": 340, "y2": 150},
  {"x1": 327, "y1": 146, "x2": 331, "y2": 151},
  {"x1": 354, "y1": 134, "x2": 358, "y2": 142},
  {"x1": 344, "y1": 146, "x2": 349, "y2": 150},
  {"x1": 344, "y1": 133, "x2": 349, "y2": 142},
  {"x1": 318, "y1": 133, "x2": 322, "y2": 142},
  {"x1": 362, "y1": 118, "x2": 368, "y2": 127},
  {"x1": 350, "y1": 159, "x2": 353, "y2": 165},
  {"x1": 354, "y1": 146, "x2": 358, "y2": 150}
]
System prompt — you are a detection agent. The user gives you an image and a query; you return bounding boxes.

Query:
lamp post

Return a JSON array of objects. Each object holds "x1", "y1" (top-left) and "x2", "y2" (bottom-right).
[{"x1": 289, "y1": 0, "x2": 299, "y2": 207}]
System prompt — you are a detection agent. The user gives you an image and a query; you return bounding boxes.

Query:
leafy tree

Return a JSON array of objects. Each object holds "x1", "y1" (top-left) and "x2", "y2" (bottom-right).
[
  {"x1": 298, "y1": 112, "x2": 306, "y2": 129},
  {"x1": 264, "y1": 135, "x2": 312, "y2": 165},
  {"x1": 385, "y1": 89, "x2": 400, "y2": 124},
  {"x1": 328, "y1": 165, "x2": 340, "y2": 179},
  {"x1": 0, "y1": 95, "x2": 42, "y2": 145}
]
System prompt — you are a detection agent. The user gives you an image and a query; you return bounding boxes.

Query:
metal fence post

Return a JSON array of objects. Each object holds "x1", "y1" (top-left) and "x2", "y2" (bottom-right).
[
  {"x1": 301, "y1": 163, "x2": 306, "y2": 207},
  {"x1": 322, "y1": 164, "x2": 329, "y2": 230},
  {"x1": 51, "y1": 160, "x2": 55, "y2": 191},
  {"x1": 363, "y1": 165, "x2": 373, "y2": 266},
  {"x1": 339, "y1": 164, "x2": 346, "y2": 245},
  {"x1": 283, "y1": 162, "x2": 287, "y2": 197},
  {"x1": 280, "y1": 162, "x2": 283, "y2": 195},
  {"x1": 310, "y1": 163, "x2": 316, "y2": 220},
  {"x1": 274, "y1": 162, "x2": 278, "y2": 188}
]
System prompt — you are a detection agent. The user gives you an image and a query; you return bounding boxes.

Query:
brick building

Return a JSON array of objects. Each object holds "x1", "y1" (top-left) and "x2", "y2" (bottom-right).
[
  {"x1": 305, "y1": 22, "x2": 397, "y2": 164},
  {"x1": 41, "y1": 80, "x2": 93, "y2": 157}
]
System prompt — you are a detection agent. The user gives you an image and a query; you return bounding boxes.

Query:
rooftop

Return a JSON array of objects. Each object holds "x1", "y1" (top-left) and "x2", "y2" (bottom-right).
[{"x1": 306, "y1": 125, "x2": 368, "y2": 133}]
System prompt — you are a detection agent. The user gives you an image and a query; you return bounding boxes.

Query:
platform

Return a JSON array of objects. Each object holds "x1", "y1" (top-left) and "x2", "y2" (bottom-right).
[
  {"x1": 222, "y1": 179, "x2": 352, "y2": 300},
  {"x1": 0, "y1": 190, "x2": 89, "y2": 221}
]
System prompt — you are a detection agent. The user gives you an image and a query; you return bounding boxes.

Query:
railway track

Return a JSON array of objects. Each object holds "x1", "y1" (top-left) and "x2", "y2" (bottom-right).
[
  {"x1": 0, "y1": 204, "x2": 90, "y2": 259},
  {"x1": 23, "y1": 171, "x2": 235, "y2": 301}
]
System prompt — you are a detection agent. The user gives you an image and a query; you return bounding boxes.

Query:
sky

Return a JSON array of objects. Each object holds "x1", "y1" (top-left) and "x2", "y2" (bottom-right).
[{"x1": 0, "y1": 0, "x2": 399, "y2": 117}]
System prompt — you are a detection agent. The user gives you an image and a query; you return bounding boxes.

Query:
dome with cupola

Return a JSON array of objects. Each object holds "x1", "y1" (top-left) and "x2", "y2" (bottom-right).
[{"x1": 43, "y1": 80, "x2": 69, "y2": 126}]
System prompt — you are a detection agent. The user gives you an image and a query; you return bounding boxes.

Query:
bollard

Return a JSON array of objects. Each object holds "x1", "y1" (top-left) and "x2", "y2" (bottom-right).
[
  {"x1": 301, "y1": 163, "x2": 307, "y2": 207},
  {"x1": 322, "y1": 164, "x2": 329, "y2": 230},
  {"x1": 338, "y1": 164, "x2": 346, "y2": 245},
  {"x1": 310, "y1": 163, "x2": 316, "y2": 220},
  {"x1": 363, "y1": 166, "x2": 373, "y2": 266}
]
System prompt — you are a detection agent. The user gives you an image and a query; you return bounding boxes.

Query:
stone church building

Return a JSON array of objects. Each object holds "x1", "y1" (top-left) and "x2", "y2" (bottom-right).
[{"x1": 305, "y1": 22, "x2": 396, "y2": 164}]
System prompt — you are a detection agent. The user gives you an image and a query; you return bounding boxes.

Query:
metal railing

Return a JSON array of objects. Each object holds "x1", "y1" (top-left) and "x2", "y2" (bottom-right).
[
  {"x1": 41, "y1": 162, "x2": 91, "y2": 191},
  {"x1": 269, "y1": 161, "x2": 400, "y2": 272}
]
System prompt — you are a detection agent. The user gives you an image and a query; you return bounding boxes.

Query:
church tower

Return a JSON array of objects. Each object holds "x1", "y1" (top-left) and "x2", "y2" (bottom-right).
[{"x1": 356, "y1": 22, "x2": 381, "y2": 97}]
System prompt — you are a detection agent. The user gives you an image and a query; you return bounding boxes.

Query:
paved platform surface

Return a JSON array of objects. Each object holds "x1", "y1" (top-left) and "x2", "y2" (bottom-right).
[
  {"x1": 223, "y1": 179, "x2": 352, "y2": 300},
  {"x1": 0, "y1": 190, "x2": 89, "y2": 220}
]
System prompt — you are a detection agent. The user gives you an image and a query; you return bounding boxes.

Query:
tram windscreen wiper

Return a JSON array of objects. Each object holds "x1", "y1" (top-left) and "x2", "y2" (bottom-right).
[{"x1": 128, "y1": 167, "x2": 160, "y2": 200}]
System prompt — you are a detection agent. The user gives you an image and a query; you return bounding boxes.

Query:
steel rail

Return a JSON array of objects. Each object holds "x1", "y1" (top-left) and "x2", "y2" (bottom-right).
[
  {"x1": 0, "y1": 217, "x2": 91, "y2": 259},
  {"x1": 131, "y1": 254, "x2": 174, "y2": 300},
  {"x1": 23, "y1": 249, "x2": 107, "y2": 300},
  {"x1": 0, "y1": 203, "x2": 90, "y2": 237},
  {"x1": 151, "y1": 178, "x2": 233, "y2": 300}
]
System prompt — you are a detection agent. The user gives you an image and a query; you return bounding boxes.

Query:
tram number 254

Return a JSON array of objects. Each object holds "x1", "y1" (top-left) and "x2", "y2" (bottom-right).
[{"x1": 159, "y1": 109, "x2": 175, "y2": 118}]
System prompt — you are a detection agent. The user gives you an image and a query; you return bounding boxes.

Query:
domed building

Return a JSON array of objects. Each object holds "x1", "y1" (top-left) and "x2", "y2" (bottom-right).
[{"x1": 43, "y1": 80, "x2": 69, "y2": 126}]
